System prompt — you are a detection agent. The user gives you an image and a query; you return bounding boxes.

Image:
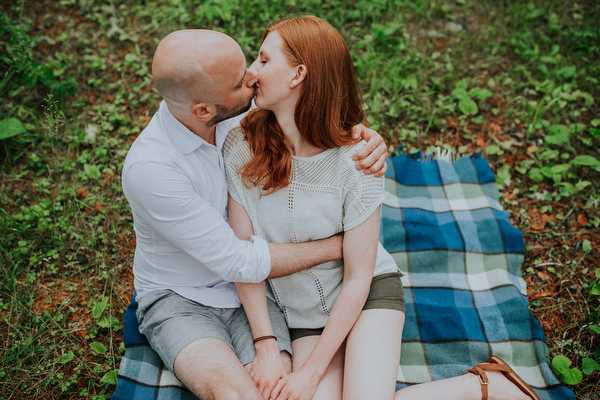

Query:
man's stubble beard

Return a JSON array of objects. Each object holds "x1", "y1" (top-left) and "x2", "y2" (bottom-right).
[{"x1": 207, "y1": 95, "x2": 254, "y2": 127}]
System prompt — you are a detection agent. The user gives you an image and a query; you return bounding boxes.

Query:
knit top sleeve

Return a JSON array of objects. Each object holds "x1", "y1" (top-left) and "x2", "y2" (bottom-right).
[{"x1": 339, "y1": 141, "x2": 386, "y2": 231}]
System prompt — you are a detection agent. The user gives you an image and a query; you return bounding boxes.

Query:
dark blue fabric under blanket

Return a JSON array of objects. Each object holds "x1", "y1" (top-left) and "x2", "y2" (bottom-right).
[{"x1": 112, "y1": 152, "x2": 575, "y2": 400}]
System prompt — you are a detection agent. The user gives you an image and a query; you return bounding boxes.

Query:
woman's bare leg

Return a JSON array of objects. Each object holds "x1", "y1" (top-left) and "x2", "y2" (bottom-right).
[
  {"x1": 291, "y1": 335, "x2": 345, "y2": 400},
  {"x1": 343, "y1": 309, "x2": 405, "y2": 400},
  {"x1": 393, "y1": 370, "x2": 532, "y2": 400},
  {"x1": 342, "y1": 308, "x2": 532, "y2": 400}
]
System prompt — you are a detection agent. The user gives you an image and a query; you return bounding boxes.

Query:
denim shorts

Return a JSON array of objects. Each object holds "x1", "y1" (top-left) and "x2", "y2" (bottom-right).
[{"x1": 136, "y1": 289, "x2": 292, "y2": 372}]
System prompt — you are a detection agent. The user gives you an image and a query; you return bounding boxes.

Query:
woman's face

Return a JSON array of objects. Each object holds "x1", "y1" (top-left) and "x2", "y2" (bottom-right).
[{"x1": 249, "y1": 31, "x2": 300, "y2": 112}]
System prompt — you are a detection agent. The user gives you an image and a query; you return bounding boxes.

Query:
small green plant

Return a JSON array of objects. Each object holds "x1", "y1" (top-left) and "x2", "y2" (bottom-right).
[
  {"x1": 451, "y1": 79, "x2": 494, "y2": 116},
  {"x1": 551, "y1": 242, "x2": 600, "y2": 386}
]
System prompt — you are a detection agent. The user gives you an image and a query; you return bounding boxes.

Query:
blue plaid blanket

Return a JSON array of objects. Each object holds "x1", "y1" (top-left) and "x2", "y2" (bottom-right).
[{"x1": 112, "y1": 152, "x2": 574, "y2": 400}]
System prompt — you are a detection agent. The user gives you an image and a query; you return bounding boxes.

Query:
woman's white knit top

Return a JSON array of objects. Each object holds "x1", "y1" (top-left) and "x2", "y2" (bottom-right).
[{"x1": 223, "y1": 126, "x2": 398, "y2": 329}]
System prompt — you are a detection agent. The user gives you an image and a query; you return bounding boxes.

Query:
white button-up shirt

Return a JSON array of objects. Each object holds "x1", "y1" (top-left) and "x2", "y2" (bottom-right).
[{"x1": 122, "y1": 101, "x2": 270, "y2": 308}]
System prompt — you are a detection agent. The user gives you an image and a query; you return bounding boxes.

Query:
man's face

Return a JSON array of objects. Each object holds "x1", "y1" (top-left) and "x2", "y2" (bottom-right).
[{"x1": 208, "y1": 51, "x2": 258, "y2": 126}]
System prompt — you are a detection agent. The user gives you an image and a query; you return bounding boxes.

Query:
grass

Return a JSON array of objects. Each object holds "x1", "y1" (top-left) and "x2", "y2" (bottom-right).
[{"x1": 1, "y1": 0, "x2": 599, "y2": 398}]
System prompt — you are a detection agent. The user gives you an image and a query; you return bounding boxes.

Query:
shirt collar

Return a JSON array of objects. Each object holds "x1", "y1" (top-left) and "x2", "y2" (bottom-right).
[
  {"x1": 159, "y1": 101, "x2": 254, "y2": 155},
  {"x1": 159, "y1": 101, "x2": 212, "y2": 155}
]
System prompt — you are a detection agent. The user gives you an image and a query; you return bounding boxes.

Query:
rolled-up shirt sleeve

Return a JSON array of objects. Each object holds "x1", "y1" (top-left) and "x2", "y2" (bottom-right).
[{"x1": 123, "y1": 159, "x2": 271, "y2": 284}]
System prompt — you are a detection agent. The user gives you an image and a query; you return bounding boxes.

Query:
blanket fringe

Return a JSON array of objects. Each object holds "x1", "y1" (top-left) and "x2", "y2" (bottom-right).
[{"x1": 396, "y1": 145, "x2": 482, "y2": 163}]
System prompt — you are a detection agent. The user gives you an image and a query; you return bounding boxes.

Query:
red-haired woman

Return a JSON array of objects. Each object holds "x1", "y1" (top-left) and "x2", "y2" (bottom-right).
[{"x1": 224, "y1": 16, "x2": 539, "y2": 400}]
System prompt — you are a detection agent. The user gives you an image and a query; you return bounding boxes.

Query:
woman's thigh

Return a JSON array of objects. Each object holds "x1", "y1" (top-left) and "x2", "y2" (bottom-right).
[
  {"x1": 343, "y1": 308, "x2": 405, "y2": 400},
  {"x1": 291, "y1": 335, "x2": 345, "y2": 400}
]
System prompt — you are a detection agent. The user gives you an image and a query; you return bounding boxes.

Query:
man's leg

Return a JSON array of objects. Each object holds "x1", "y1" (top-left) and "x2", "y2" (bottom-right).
[
  {"x1": 137, "y1": 290, "x2": 265, "y2": 400},
  {"x1": 174, "y1": 337, "x2": 263, "y2": 400}
]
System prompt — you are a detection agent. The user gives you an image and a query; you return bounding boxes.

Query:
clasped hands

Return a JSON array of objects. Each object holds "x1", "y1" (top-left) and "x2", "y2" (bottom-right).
[{"x1": 250, "y1": 341, "x2": 319, "y2": 400}]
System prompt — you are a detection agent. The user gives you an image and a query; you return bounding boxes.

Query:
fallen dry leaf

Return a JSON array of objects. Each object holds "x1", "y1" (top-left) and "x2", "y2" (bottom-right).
[
  {"x1": 77, "y1": 187, "x2": 90, "y2": 200},
  {"x1": 530, "y1": 291, "x2": 555, "y2": 300},
  {"x1": 489, "y1": 122, "x2": 502, "y2": 134},
  {"x1": 536, "y1": 271, "x2": 550, "y2": 281}
]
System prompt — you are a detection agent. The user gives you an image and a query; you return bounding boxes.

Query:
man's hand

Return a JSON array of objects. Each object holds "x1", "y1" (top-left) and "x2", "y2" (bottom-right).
[
  {"x1": 351, "y1": 124, "x2": 388, "y2": 177},
  {"x1": 247, "y1": 339, "x2": 289, "y2": 400}
]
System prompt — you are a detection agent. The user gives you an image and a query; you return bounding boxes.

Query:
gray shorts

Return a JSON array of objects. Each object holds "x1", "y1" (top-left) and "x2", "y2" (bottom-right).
[{"x1": 136, "y1": 289, "x2": 292, "y2": 373}]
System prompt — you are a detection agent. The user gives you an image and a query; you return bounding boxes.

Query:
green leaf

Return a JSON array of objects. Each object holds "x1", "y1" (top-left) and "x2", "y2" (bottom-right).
[
  {"x1": 486, "y1": 145, "x2": 501, "y2": 155},
  {"x1": 101, "y1": 369, "x2": 119, "y2": 385},
  {"x1": 582, "y1": 358, "x2": 600, "y2": 375},
  {"x1": 552, "y1": 356, "x2": 583, "y2": 385},
  {"x1": 549, "y1": 125, "x2": 570, "y2": 136},
  {"x1": 559, "y1": 367, "x2": 583, "y2": 385},
  {"x1": 559, "y1": 182, "x2": 575, "y2": 193},
  {"x1": 590, "y1": 325, "x2": 600, "y2": 334},
  {"x1": 451, "y1": 88, "x2": 469, "y2": 99},
  {"x1": 454, "y1": 78, "x2": 468, "y2": 90},
  {"x1": 572, "y1": 155, "x2": 600, "y2": 169},
  {"x1": 97, "y1": 316, "x2": 111, "y2": 328},
  {"x1": 124, "y1": 53, "x2": 138, "y2": 64},
  {"x1": 545, "y1": 124, "x2": 570, "y2": 145},
  {"x1": 556, "y1": 65, "x2": 576, "y2": 79},
  {"x1": 92, "y1": 297, "x2": 109, "y2": 319},
  {"x1": 552, "y1": 355, "x2": 572, "y2": 373},
  {"x1": 84, "y1": 164, "x2": 102, "y2": 179},
  {"x1": 591, "y1": 128, "x2": 600, "y2": 139},
  {"x1": 582, "y1": 239, "x2": 592, "y2": 253},
  {"x1": 469, "y1": 87, "x2": 493, "y2": 100},
  {"x1": 596, "y1": 268, "x2": 600, "y2": 279},
  {"x1": 0, "y1": 118, "x2": 26, "y2": 140},
  {"x1": 90, "y1": 342, "x2": 107, "y2": 354},
  {"x1": 459, "y1": 97, "x2": 478, "y2": 115},
  {"x1": 529, "y1": 168, "x2": 544, "y2": 182},
  {"x1": 472, "y1": 115, "x2": 485, "y2": 124},
  {"x1": 57, "y1": 351, "x2": 74, "y2": 364},
  {"x1": 591, "y1": 283, "x2": 600, "y2": 296},
  {"x1": 575, "y1": 181, "x2": 592, "y2": 191},
  {"x1": 551, "y1": 164, "x2": 570, "y2": 175},
  {"x1": 540, "y1": 165, "x2": 554, "y2": 178},
  {"x1": 570, "y1": 123, "x2": 586, "y2": 133},
  {"x1": 496, "y1": 165, "x2": 511, "y2": 181},
  {"x1": 580, "y1": 92, "x2": 594, "y2": 106},
  {"x1": 539, "y1": 149, "x2": 559, "y2": 160}
]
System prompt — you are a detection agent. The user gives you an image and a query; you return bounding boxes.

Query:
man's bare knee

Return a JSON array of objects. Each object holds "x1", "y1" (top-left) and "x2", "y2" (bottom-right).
[{"x1": 173, "y1": 338, "x2": 261, "y2": 400}]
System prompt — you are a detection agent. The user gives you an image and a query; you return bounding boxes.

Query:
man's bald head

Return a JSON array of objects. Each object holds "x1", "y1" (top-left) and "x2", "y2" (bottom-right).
[{"x1": 152, "y1": 30, "x2": 246, "y2": 107}]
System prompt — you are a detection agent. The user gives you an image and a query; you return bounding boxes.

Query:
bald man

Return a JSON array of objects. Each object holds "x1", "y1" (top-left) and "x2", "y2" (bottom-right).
[{"x1": 121, "y1": 29, "x2": 388, "y2": 400}]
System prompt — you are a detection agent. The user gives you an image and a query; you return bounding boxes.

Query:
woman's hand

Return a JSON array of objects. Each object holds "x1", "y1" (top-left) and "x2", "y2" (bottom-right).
[
  {"x1": 249, "y1": 339, "x2": 289, "y2": 400},
  {"x1": 270, "y1": 366, "x2": 321, "y2": 400}
]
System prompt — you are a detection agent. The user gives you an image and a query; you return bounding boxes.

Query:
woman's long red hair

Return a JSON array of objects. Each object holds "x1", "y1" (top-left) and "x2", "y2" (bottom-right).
[{"x1": 241, "y1": 16, "x2": 364, "y2": 193}]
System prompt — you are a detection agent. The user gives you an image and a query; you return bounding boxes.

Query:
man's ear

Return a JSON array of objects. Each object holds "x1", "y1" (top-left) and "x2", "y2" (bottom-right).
[
  {"x1": 191, "y1": 102, "x2": 215, "y2": 122},
  {"x1": 290, "y1": 64, "x2": 307, "y2": 88}
]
